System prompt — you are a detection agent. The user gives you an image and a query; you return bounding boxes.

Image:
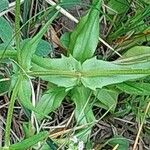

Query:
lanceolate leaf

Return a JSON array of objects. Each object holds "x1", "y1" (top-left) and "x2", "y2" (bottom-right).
[
  {"x1": 9, "y1": 131, "x2": 48, "y2": 150},
  {"x1": 36, "y1": 87, "x2": 67, "y2": 120},
  {"x1": 81, "y1": 57, "x2": 150, "y2": 90},
  {"x1": 68, "y1": 0, "x2": 101, "y2": 62},
  {"x1": 71, "y1": 86, "x2": 95, "y2": 125},
  {"x1": 71, "y1": 86, "x2": 95, "y2": 141},
  {"x1": 31, "y1": 55, "x2": 82, "y2": 88},
  {"x1": 31, "y1": 55, "x2": 150, "y2": 90},
  {"x1": 116, "y1": 82, "x2": 150, "y2": 95}
]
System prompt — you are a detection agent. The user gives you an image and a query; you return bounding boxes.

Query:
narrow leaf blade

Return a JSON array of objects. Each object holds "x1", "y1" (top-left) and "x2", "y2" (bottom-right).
[
  {"x1": 9, "y1": 131, "x2": 48, "y2": 150},
  {"x1": 116, "y1": 82, "x2": 150, "y2": 95}
]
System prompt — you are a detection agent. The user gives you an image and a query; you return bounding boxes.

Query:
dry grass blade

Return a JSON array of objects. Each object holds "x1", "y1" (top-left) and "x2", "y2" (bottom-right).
[
  {"x1": 49, "y1": 124, "x2": 87, "y2": 138},
  {"x1": 112, "y1": 144, "x2": 119, "y2": 150}
]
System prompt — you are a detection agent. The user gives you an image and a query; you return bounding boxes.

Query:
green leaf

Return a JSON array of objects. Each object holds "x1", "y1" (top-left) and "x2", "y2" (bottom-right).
[
  {"x1": 22, "y1": 122, "x2": 35, "y2": 139},
  {"x1": 0, "y1": 0, "x2": 9, "y2": 12},
  {"x1": 20, "y1": 10, "x2": 59, "y2": 70},
  {"x1": 71, "y1": 86, "x2": 95, "y2": 141},
  {"x1": 107, "y1": 0, "x2": 129, "y2": 14},
  {"x1": 32, "y1": 55, "x2": 81, "y2": 88},
  {"x1": 116, "y1": 82, "x2": 150, "y2": 95},
  {"x1": 36, "y1": 87, "x2": 67, "y2": 120},
  {"x1": 9, "y1": 131, "x2": 48, "y2": 150},
  {"x1": 0, "y1": 75, "x2": 10, "y2": 96},
  {"x1": 35, "y1": 39, "x2": 53, "y2": 57},
  {"x1": 107, "y1": 136, "x2": 129, "y2": 150},
  {"x1": 81, "y1": 57, "x2": 150, "y2": 90},
  {"x1": 21, "y1": 39, "x2": 52, "y2": 57},
  {"x1": 0, "y1": 17, "x2": 13, "y2": 43},
  {"x1": 18, "y1": 78, "x2": 34, "y2": 111},
  {"x1": 0, "y1": 43, "x2": 14, "y2": 50},
  {"x1": 95, "y1": 88, "x2": 119, "y2": 111},
  {"x1": 68, "y1": 0, "x2": 101, "y2": 62},
  {"x1": 17, "y1": 78, "x2": 45, "y2": 117},
  {"x1": 71, "y1": 86, "x2": 95, "y2": 124}
]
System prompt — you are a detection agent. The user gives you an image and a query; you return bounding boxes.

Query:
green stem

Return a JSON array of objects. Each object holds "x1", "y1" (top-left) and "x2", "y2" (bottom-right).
[
  {"x1": 4, "y1": 77, "x2": 22, "y2": 147},
  {"x1": 82, "y1": 69, "x2": 150, "y2": 77},
  {"x1": 15, "y1": 0, "x2": 21, "y2": 63},
  {"x1": 28, "y1": 69, "x2": 150, "y2": 78},
  {"x1": 28, "y1": 70, "x2": 80, "y2": 77}
]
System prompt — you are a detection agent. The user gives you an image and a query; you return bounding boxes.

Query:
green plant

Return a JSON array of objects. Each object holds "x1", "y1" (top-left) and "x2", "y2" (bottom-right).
[{"x1": 0, "y1": 0, "x2": 150, "y2": 149}]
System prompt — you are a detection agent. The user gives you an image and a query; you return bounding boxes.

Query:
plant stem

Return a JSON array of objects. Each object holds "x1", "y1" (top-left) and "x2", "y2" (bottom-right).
[
  {"x1": 15, "y1": 0, "x2": 21, "y2": 63},
  {"x1": 28, "y1": 69, "x2": 150, "y2": 78},
  {"x1": 82, "y1": 69, "x2": 150, "y2": 77},
  {"x1": 4, "y1": 77, "x2": 22, "y2": 147}
]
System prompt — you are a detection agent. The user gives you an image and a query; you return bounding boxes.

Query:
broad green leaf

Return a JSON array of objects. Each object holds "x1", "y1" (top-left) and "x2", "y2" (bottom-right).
[
  {"x1": 107, "y1": 0, "x2": 129, "y2": 14},
  {"x1": 81, "y1": 57, "x2": 150, "y2": 90},
  {"x1": 68, "y1": 0, "x2": 101, "y2": 62},
  {"x1": 71, "y1": 86, "x2": 95, "y2": 124},
  {"x1": 32, "y1": 55, "x2": 81, "y2": 88},
  {"x1": 0, "y1": 17, "x2": 13, "y2": 43},
  {"x1": 35, "y1": 39, "x2": 53, "y2": 57},
  {"x1": 9, "y1": 131, "x2": 48, "y2": 150},
  {"x1": 107, "y1": 136, "x2": 129, "y2": 150},
  {"x1": 0, "y1": 75, "x2": 10, "y2": 96},
  {"x1": 36, "y1": 87, "x2": 67, "y2": 120},
  {"x1": 20, "y1": 11, "x2": 59, "y2": 70},
  {"x1": 116, "y1": 82, "x2": 150, "y2": 95},
  {"x1": 94, "y1": 88, "x2": 119, "y2": 111},
  {"x1": 0, "y1": 0, "x2": 9, "y2": 12}
]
